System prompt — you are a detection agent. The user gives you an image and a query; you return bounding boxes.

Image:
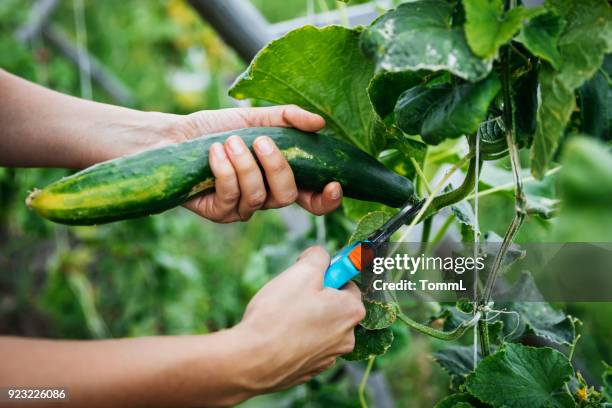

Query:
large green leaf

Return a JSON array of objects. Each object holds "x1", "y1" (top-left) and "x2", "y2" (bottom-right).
[
  {"x1": 421, "y1": 76, "x2": 501, "y2": 144},
  {"x1": 466, "y1": 343, "x2": 574, "y2": 408},
  {"x1": 497, "y1": 273, "x2": 576, "y2": 345},
  {"x1": 516, "y1": 12, "x2": 566, "y2": 70},
  {"x1": 342, "y1": 325, "x2": 394, "y2": 361},
  {"x1": 434, "y1": 346, "x2": 479, "y2": 390},
  {"x1": 229, "y1": 25, "x2": 384, "y2": 154},
  {"x1": 360, "y1": 0, "x2": 491, "y2": 82},
  {"x1": 434, "y1": 393, "x2": 483, "y2": 408},
  {"x1": 368, "y1": 71, "x2": 426, "y2": 120},
  {"x1": 464, "y1": 0, "x2": 543, "y2": 59},
  {"x1": 360, "y1": 299, "x2": 397, "y2": 330},
  {"x1": 395, "y1": 84, "x2": 451, "y2": 135},
  {"x1": 530, "y1": 0, "x2": 612, "y2": 178},
  {"x1": 394, "y1": 75, "x2": 500, "y2": 144}
]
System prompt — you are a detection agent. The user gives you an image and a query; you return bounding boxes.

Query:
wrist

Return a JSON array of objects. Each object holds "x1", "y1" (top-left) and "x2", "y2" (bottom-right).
[
  {"x1": 227, "y1": 323, "x2": 268, "y2": 398},
  {"x1": 87, "y1": 111, "x2": 183, "y2": 166}
]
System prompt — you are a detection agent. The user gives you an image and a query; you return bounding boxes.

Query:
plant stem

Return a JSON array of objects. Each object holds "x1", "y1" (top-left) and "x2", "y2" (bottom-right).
[
  {"x1": 426, "y1": 155, "x2": 481, "y2": 218},
  {"x1": 359, "y1": 356, "x2": 375, "y2": 408},
  {"x1": 410, "y1": 156, "x2": 433, "y2": 195},
  {"x1": 474, "y1": 32, "x2": 526, "y2": 357},
  {"x1": 568, "y1": 334, "x2": 581, "y2": 362},
  {"x1": 465, "y1": 166, "x2": 562, "y2": 200},
  {"x1": 393, "y1": 154, "x2": 472, "y2": 247},
  {"x1": 398, "y1": 311, "x2": 480, "y2": 341},
  {"x1": 430, "y1": 213, "x2": 455, "y2": 245},
  {"x1": 482, "y1": 46, "x2": 527, "y2": 306},
  {"x1": 477, "y1": 318, "x2": 490, "y2": 356},
  {"x1": 418, "y1": 216, "x2": 432, "y2": 254}
]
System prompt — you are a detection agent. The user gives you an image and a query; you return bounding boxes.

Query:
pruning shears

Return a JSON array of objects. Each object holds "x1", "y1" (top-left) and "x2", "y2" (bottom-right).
[{"x1": 323, "y1": 199, "x2": 425, "y2": 289}]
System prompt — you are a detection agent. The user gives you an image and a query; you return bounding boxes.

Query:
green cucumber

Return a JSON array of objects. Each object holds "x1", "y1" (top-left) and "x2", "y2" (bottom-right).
[{"x1": 27, "y1": 127, "x2": 416, "y2": 225}]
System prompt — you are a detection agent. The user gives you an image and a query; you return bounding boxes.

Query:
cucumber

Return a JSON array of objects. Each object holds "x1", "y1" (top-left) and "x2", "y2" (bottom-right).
[{"x1": 27, "y1": 127, "x2": 416, "y2": 225}]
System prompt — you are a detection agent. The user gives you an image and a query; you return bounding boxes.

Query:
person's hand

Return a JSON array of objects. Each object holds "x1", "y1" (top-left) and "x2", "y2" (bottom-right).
[
  {"x1": 170, "y1": 105, "x2": 343, "y2": 222},
  {"x1": 233, "y1": 246, "x2": 365, "y2": 394}
]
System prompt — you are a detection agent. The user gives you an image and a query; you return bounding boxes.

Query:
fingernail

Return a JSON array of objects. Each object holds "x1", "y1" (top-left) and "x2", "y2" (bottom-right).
[
  {"x1": 330, "y1": 186, "x2": 341, "y2": 200},
  {"x1": 255, "y1": 137, "x2": 274, "y2": 156},
  {"x1": 211, "y1": 143, "x2": 226, "y2": 160},
  {"x1": 227, "y1": 136, "x2": 244, "y2": 155}
]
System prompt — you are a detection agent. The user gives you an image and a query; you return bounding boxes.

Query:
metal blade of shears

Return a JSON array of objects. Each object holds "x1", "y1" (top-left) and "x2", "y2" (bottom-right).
[{"x1": 367, "y1": 199, "x2": 425, "y2": 250}]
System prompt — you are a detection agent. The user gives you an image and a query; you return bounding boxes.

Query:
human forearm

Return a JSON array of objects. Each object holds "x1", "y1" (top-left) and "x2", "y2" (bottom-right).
[
  {"x1": 0, "y1": 69, "x2": 177, "y2": 168},
  {"x1": 0, "y1": 69, "x2": 342, "y2": 219},
  {"x1": 0, "y1": 328, "x2": 258, "y2": 407}
]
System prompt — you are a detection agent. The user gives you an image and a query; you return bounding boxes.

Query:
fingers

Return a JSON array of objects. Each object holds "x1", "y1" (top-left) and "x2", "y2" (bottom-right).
[
  {"x1": 225, "y1": 136, "x2": 267, "y2": 221},
  {"x1": 338, "y1": 331, "x2": 357, "y2": 355},
  {"x1": 297, "y1": 182, "x2": 343, "y2": 215},
  {"x1": 253, "y1": 136, "x2": 298, "y2": 208},
  {"x1": 242, "y1": 105, "x2": 326, "y2": 132},
  {"x1": 296, "y1": 246, "x2": 331, "y2": 271},
  {"x1": 341, "y1": 280, "x2": 362, "y2": 298},
  {"x1": 185, "y1": 106, "x2": 325, "y2": 137},
  {"x1": 208, "y1": 143, "x2": 241, "y2": 217}
]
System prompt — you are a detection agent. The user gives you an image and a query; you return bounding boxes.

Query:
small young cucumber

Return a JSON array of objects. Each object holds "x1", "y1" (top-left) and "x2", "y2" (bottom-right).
[{"x1": 27, "y1": 127, "x2": 416, "y2": 225}]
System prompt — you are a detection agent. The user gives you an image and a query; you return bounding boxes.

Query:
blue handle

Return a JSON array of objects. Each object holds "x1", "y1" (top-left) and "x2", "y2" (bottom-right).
[{"x1": 323, "y1": 242, "x2": 361, "y2": 289}]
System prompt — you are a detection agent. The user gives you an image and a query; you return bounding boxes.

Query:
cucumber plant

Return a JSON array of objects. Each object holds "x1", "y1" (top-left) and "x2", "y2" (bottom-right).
[{"x1": 230, "y1": 0, "x2": 611, "y2": 407}]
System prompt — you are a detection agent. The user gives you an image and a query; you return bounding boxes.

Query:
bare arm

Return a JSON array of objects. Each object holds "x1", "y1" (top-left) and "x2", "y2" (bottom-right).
[
  {"x1": 0, "y1": 69, "x2": 343, "y2": 219},
  {"x1": 0, "y1": 69, "x2": 175, "y2": 169},
  {"x1": 0, "y1": 331, "x2": 253, "y2": 407},
  {"x1": 0, "y1": 247, "x2": 364, "y2": 407}
]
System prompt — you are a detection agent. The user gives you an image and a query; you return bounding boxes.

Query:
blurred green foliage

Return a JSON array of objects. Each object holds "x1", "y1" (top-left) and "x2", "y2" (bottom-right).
[
  {"x1": 0, "y1": 0, "x2": 280, "y2": 341},
  {"x1": 1, "y1": 1, "x2": 610, "y2": 406}
]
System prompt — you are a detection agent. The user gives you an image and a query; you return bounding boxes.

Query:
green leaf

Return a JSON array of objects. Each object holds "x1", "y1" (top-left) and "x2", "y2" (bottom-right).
[
  {"x1": 577, "y1": 69, "x2": 610, "y2": 140},
  {"x1": 603, "y1": 361, "x2": 612, "y2": 402},
  {"x1": 451, "y1": 200, "x2": 476, "y2": 230},
  {"x1": 478, "y1": 162, "x2": 560, "y2": 220},
  {"x1": 514, "y1": 64, "x2": 539, "y2": 147},
  {"x1": 368, "y1": 71, "x2": 426, "y2": 120},
  {"x1": 434, "y1": 393, "x2": 483, "y2": 408},
  {"x1": 361, "y1": 299, "x2": 397, "y2": 330},
  {"x1": 342, "y1": 198, "x2": 392, "y2": 221},
  {"x1": 342, "y1": 325, "x2": 394, "y2": 361},
  {"x1": 420, "y1": 75, "x2": 501, "y2": 144},
  {"x1": 383, "y1": 134, "x2": 428, "y2": 181},
  {"x1": 530, "y1": 0, "x2": 612, "y2": 178},
  {"x1": 497, "y1": 272, "x2": 576, "y2": 345},
  {"x1": 516, "y1": 12, "x2": 566, "y2": 70},
  {"x1": 486, "y1": 320, "x2": 505, "y2": 345},
  {"x1": 464, "y1": 0, "x2": 543, "y2": 59},
  {"x1": 349, "y1": 211, "x2": 392, "y2": 243},
  {"x1": 466, "y1": 344, "x2": 574, "y2": 408},
  {"x1": 434, "y1": 346, "x2": 479, "y2": 389},
  {"x1": 360, "y1": 0, "x2": 492, "y2": 82},
  {"x1": 395, "y1": 85, "x2": 451, "y2": 135},
  {"x1": 229, "y1": 26, "x2": 385, "y2": 154}
]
